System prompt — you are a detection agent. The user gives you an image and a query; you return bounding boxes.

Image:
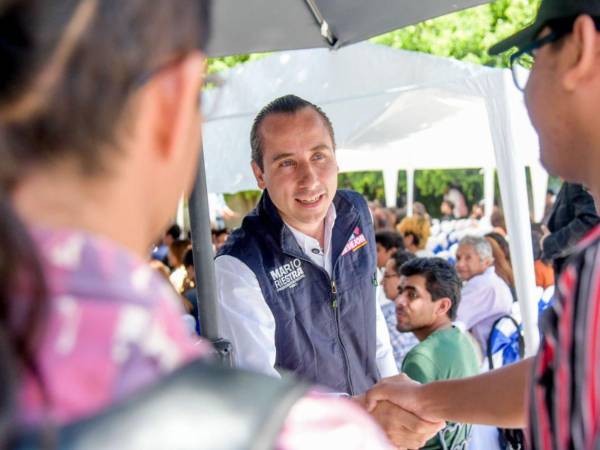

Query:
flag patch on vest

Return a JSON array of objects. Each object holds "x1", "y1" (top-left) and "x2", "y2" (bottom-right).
[
  {"x1": 270, "y1": 258, "x2": 306, "y2": 292},
  {"x1": 342, "y1": 227, "x2": 368, "y2": 256}
]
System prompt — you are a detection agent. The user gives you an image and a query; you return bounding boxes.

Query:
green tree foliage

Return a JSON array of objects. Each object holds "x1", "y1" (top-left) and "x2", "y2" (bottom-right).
[{"x1": 372, "y1": 0, "x2": 540, "y2": 67}]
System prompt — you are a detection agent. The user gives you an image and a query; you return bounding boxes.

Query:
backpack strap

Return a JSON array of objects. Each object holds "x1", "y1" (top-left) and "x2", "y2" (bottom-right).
[
  {"x1": 486, "y1": 315, "x2": 524, "y2": 370},
  {"x1": 14, "y1": 359, "x2": 310, "y2": 450}
]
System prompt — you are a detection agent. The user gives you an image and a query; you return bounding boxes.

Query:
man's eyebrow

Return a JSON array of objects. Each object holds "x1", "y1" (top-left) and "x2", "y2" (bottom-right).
[
  {"x1": 400, "y1": 284, "x2": 417, "y2": 292},
  {"x1": 271, "y1": 152, "x2": 294, "y2": 163},
  {"x1": 311, "y1": 144, "x2": 331, "y2": 152},
  {"x1": 271, "y1": 145, "x2": 332, "y2": 163}
]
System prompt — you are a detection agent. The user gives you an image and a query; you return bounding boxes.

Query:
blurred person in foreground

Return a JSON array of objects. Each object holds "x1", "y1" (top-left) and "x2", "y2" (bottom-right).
[
  {"x1": 365, "y1": 1, "x2": 600, "y2": 448},
  {"x1": 0, "y1": 1, "x2": 443, "y2": 448}
]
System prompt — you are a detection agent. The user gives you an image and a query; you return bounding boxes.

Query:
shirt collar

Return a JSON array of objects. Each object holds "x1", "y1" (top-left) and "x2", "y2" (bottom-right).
[{"x1": 285, "y1": 203, "x2": 337, "y2": 256}]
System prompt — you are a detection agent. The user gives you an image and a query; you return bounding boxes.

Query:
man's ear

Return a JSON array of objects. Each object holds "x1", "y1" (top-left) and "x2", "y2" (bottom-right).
[
  {"x1": 251, "y1": 160, "x2": 266, "y2": 190},
  {"x1": 563, "y1": 15, "x2": 600, "y2": 91},
  {"x1": 435, "y1": 298, "x2": 452, "y2": 318},
  {"x1": 143, "y1": 53, "x2": 205, "y2": 163}
]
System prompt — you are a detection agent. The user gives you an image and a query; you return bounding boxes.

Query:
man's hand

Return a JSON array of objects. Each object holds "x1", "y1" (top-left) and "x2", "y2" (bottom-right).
[
  {"x1": 365, "y1": 374, "x2": 429, "y2": 417},
  {"x1": 370, "y1": 400, "x2": 444, "y2": 449}
]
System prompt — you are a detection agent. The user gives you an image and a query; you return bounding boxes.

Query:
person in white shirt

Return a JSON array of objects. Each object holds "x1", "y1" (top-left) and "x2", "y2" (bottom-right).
[
  {"x1": 454, "y1": 235, "x2": 513, "y2": 353},
  {"x1": 215, "y1": 95, "x2": 397, "y2": 394}
]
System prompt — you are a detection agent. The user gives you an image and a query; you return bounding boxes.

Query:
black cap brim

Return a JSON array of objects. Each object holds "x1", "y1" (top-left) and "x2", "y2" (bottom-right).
[{"x1": 489, "y1": 23, "x2": 538, "y2": 55}]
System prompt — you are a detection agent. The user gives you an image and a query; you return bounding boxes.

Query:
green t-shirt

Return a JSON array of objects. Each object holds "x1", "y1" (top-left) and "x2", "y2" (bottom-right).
[{"x1": 401, "y1": 326, "x2": 479, "y2": 450}]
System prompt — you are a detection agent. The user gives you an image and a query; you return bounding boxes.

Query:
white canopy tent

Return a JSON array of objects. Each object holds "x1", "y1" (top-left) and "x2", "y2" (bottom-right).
[{"x1": 202, "y1": 42, "x2": 544, "y2": 355}]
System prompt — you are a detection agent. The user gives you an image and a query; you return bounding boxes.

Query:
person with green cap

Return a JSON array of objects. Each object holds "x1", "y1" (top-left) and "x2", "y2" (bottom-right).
[{"x1": 364, "y1": 1, "x2": 600, "y2": 448}]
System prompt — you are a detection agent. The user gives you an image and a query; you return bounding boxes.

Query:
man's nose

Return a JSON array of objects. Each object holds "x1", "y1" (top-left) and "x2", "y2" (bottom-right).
[
  {"x1": 298, "y1": 161, "x2": 318, "y2": 188},
  {"x1": 394, "y1": 293, "x2": 406, "y2": 307}
]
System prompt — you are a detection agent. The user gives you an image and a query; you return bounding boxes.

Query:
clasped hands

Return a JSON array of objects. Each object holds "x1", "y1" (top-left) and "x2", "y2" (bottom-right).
[{"x1": 354, "y1": 374, "x2": 445, "y2": 450}]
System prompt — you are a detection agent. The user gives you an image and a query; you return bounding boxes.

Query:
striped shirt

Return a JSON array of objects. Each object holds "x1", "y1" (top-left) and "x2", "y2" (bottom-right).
[{"x1": 529, "y1": 224, "x2": 600, "y2": 450}]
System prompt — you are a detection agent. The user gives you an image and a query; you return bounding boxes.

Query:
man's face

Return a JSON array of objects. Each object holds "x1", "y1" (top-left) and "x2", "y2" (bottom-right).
[
  {"x1": 251, "y1": 107, "x2": 338, "y2": 233},
  {"x1": 395, "y1": 274, "x2": 440, "y2": 333},
  {"x1": 377, "y1": 243, "x2": 395, "y2": 269},
  {"x1": 455, "y1": 244, "x2": 489, "y2": 281},
  {"x1": 524, "y1": 26, "x2": 587, "y2": 183},
  {"x1": 382, "y1": 258, "x2": 401, "y2": 300}
]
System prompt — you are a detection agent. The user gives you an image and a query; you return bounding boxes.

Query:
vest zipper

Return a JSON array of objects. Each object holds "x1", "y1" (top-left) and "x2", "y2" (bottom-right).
[
  {"x1": 330, "y1": 279, "x2": 355, "y2": 395},
  {"x1": 331, "y1": 280, "x2": 338, "y2": 309}
]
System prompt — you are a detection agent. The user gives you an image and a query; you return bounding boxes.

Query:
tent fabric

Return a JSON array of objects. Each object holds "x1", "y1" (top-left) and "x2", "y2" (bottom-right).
[
  {"x1": 202, "y1": 42, "x2": 539, "y2": 195},
  {"x1": 205, "y1": 0, "x2": 491, "y2": 57}
]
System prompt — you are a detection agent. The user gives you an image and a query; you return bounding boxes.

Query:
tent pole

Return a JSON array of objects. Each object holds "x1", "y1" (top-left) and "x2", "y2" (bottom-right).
[
  {"x1": 383, "y1": 169, "x2": 399, "y2": 208},
  {"x1": 188, "y1": 148, "x2": 232, "y2": 365},
  {"x1": 176, "y1": 195, "x2": 186, "y2": 235},
  {"x1": 485, "y1": 72, "x2": 539, "y2": 357},
  {"x1": 530, "y1": 161, "x2": 549, "y2": 223},
  {"x1": 483, "y1": 167, "x2": 494, "y2": 223}
]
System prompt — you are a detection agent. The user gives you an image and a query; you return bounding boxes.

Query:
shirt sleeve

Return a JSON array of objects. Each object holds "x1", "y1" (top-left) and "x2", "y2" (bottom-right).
[
  {"x1": 401, "y1": 351, "x2": 438, "y2": 384},
  {"x1": 374, "y1": 297, "x2": 399, "y2": 377},
  {"x1": 276, "y1": 391, "x2": 393, "y2": 450},
  {"x1": 456, "y1": 278, "x2": 493, "y2": 330},
  {"x1": 215, "y1": 255, "x2": 280, "y2": 378}
]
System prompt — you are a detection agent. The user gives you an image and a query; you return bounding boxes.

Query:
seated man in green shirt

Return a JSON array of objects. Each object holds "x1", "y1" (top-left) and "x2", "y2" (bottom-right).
[{"x1": 396, "y1": 257, "x2": 479, "y2": 450}]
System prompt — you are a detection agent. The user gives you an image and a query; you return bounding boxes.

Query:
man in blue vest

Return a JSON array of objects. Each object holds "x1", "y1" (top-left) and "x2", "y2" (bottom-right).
[{"x1": 215, "y1": 95, "x2": 397, "y2": 395}]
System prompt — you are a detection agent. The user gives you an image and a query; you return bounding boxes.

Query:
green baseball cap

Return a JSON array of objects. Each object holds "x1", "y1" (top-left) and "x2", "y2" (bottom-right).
[{"x1": 489, "y1": 0, "x2": 600, "y2": 55}]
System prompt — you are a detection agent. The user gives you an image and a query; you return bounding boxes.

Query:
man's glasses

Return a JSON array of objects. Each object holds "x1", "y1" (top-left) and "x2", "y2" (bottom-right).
[
  {"x1": 510, "y1": 16, "x2": 600, "y2": 91},
  {"x1": 510, "y1": 30, "x2": 566, "y2": 91}
]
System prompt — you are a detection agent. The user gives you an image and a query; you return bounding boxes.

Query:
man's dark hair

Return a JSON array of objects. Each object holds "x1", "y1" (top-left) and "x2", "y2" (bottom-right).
[
  {"x1": 211, "y1": 228, "x2": 228, "y2": 238},
  {"x1": 399, "y1": 257, "x2": 462, "y2": 320},
  {"x1": 375, "y1": 230, "x2": 404, "y2": 251},
  {"x1": 250, "y1": 94, "x2": 335, "y2": 170},
  {"x1": 0, "y1": 0, "x2": 211, "y2": 181},
  {"x1": 389, "y1": 250, "x2": 416, "y2": 273},
  {"x1": 166, "y1": 224, "x2": 182, "y2": 240}
]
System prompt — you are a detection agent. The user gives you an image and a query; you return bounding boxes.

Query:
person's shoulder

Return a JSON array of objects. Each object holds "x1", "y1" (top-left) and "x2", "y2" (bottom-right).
[
  {"x1": 574, "y1": 224, "x2": 600, "y2": 254},
  {"x1": 561, "y1": 225, "x2": 600, "y2": 288},
  {"x1": 335, "y1": 190, "x2": 372, "y2": 221},
  {"x1": 336, "y1": 189, "x2": 367, "y2": 206},
  {"x1": 422, "y1": 328, "x2": 479, "y2": 375},
  {"x1": 217, "y1": 223, "x2": 259, "y2": 258},
  {"x1": 403, "y1": 340, "x2": 434, "y2": 364}
]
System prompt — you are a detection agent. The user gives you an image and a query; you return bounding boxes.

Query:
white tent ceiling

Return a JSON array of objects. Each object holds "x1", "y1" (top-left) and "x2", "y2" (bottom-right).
[{"x1": 202, "y1": 42, "x2": 540, "y2": 194}]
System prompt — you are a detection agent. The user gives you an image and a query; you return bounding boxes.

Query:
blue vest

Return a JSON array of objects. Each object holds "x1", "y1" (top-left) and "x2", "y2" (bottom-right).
[{"x1": 218, "y1": 189, "x2": 380, "y2": 394}]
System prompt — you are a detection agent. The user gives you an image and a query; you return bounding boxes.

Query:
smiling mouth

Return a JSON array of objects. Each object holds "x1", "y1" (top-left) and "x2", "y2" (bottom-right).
[{"x1": 296, "y1": 194, "x2": 325, "y2": 206}]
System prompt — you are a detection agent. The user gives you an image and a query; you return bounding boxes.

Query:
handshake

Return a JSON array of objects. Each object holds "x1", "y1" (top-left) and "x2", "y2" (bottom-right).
[
  {"x1": 354, "y1": 358, "x2": 529, "y2": 449},
  {"x1": 354, "y1": 374, "x2": 445, "y2": 450}
]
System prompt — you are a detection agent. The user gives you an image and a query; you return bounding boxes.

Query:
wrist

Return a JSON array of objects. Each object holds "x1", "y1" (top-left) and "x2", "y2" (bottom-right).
[
  {"x1": 350, "y1": 393, "x2": 367, "y2": 409},
  {"x1": 417, "y1": 382, "x2": 439, "y2": 421}
]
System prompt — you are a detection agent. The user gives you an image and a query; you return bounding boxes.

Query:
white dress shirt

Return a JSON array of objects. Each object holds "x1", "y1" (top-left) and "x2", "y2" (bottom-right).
[
  {"x1": 456, "y1": 266, "x2": 513, "y2": 353},
  {"x1": 215, "y1": 204, "x2": 398, "y2": 380}
]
